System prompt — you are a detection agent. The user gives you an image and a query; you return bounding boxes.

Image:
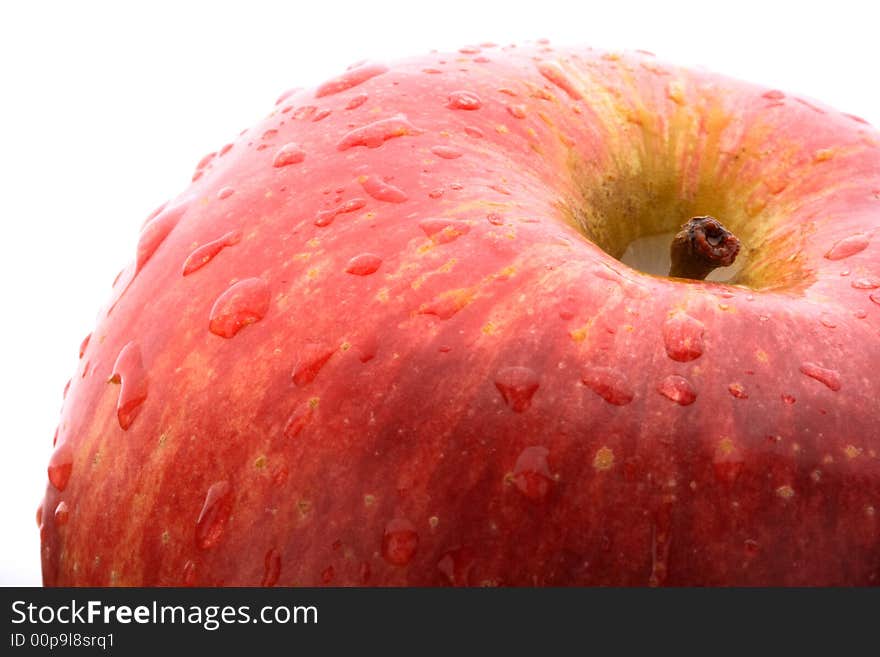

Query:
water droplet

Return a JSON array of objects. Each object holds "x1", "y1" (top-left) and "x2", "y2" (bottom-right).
[
  {"x1": 312, "y1": 108, "x2": 331, "y2": 122},
  {"x1": 219, "y1": 143, "x2": 234, "y2": 156},
  {"x1": 217, "y1": 186, "x2": 235, "y2": 200},
  {"x1": 494, "y1": 366, "x2": 539, "y2": 412},
  {"x1": 430, "y1": 145, "x2": 463, "y2": 159},
  {"x1": 713, "y1": 438, "x2": 743, "y2": 484},
  {"x1": 357, "y1": 335, "x2": 378, "y2": 363},
  {"x1": 581, "y1": 367, "x2": 634, "y2": 405},
  {"x1": 382, "y1": 518, "x2": 419, "y2": 565},
  {"x1": 195, "y1": 151, "x2": 216, "y2": 171},
  {"x1": 417, "y1": 288, "x2": 474, "y2": 319},
  {"x1": 782, "y1": 393, "x2": 796, "y2": 405},
  {"x1": 799, "y1": 362, "x2": 841, "y2": 391},
  {"x1": 744, "y1": 539, "x2": 759, "y2": 557},
  {"x1": 315, "y1": 198, "x2": 367, "y2": 227},
  {"x1": 261, "y1": 548, "x2": 282, "y2": 586},
  {"x1": 728, "y1": 382, "x2": 748, "y2": 399},
  {"x1": 662, "y1": 313, "x2": 705, "y2": 362},
  {"x1": 208, "y1": 278, "x2": 271, "y2": 338},
  {"x1": 657, "y1": 375, "x2": 697, "y2": 405},
  {"x1": 261, "y1": 129, "x2": 278, "y2": 141},
  {"x1": 283, "y1": 401, "x2": 315, "y2": 439},
  {"x1": 359, "y1": 175, "x2": 408, "y2": 203},
  {"x1": 272, "y1": 143, "x2": 306, "y2": 167},
  {"x1": 181, "y1": 560, "x2": 198, "y2": 586},
  {"x1": 136, "y1": 202, "x2": 189, "y2": 273},
  {"x1": 486, "y1": 212, "x2": 504, "y2": 226},
  {"x1": 536, "y1": 61, "x2": 582, "y2": 99},
  {"x1": 419, "y1": 218, "x2": 470, "y2": 243},
  {"x1": 345, "y1": 93, "x2": 369, "y2": 110},
  {"x1": 275, "y1": 87, "x2": 300, "y2": 105},
  {"x1": 437, "y1": 546, "x2": 475, "y2": 586},
  {"x1": 109, "y1": 341, "x2": 148, "y2": 430},
  {"x1": 345, "y1": 253, "x2": 383, "y2": 276},
  {"x1": 315, "y1": 62, "x2": 389, "y2": 98},
  {"x1": 871, "y1": 293, "x2": 880, "y2": 305},
  {"x1": 48, "y1": 443, "x2": 73, "y2": 492},
  {"x1": 819, "y1": 313, "x2": 838, "y2": 328},
  {"x1": 853, "y1": 308, "x2": 868, "y2": 319},
  {"x1": 292, "y1": 343, "x2": 335, "y2": 386},
  {"x1": 446, "y1": 90, "x2": 482, "y2": 110},
  {"x1": 506, "y1": 104, "x2": 527, "y2": 119},
  {"x1": 824, "y1": 233, "x2": 870, "y2": 260},
  {"x1": 196, "y1": 480, "x2": 233, "y2": 550},
  {"x1": 182, "y1": 230, "x2": 243, "y2": 276},
  {"x1": 337, "y1": 114, "x2": 422, "y2": 150},
  {"x1": 852, "y1": 275, "x2": 880, "y2": 289},
  {"x1": 292, "y1": 105, "x2": 317, "y2": 120},
  {"x1": 54, "y1": 501, "x2": 69, "y2": 526},
  {"x1": 511, "y1": 446, "x2": 553, "y2": 501},
  {"x1": 79, "y1": 333, "x2": 91, "y2": 359},
  {"x1": 762, "y1": 90, "x2": 785, "y2": 100},
  {"x1": 464, "y1": 126, "x2": 484, "y2": 138}
]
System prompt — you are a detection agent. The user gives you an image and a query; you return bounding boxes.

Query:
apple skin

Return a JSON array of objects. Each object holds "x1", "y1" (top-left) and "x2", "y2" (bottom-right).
[{"x1": 40, "y1": 43, "x2": 880, "y2": 586}]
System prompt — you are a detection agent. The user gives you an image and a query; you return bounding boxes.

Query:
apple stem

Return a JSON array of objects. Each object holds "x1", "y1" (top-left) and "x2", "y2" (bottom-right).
[{"x1": 668, "y1": 216, "x2": 741, "y2": 280}]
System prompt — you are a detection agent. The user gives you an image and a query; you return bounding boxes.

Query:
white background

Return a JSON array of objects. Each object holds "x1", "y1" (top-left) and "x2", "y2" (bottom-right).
[{"x1": 1, "y1": 0, "x2": 878, "y2": 586}]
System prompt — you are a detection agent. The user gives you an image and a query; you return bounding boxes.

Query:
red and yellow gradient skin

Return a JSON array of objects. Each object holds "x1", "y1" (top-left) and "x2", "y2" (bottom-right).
[{"x1": 41, "y1": 44, "x2": 880, "y2": 586}]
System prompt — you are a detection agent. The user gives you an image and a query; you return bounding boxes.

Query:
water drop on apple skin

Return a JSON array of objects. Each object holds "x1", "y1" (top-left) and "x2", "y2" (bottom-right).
[
  {"x1": 136, "y1": 202, "x2": 189, "y2": 273},
  {"x1": 799, "y1": 362, "x2": 841, "y2": 391},
  {"x1": 536, "y1": 61, "x2": 582, "y2": 99},
  {"x1": 283, "y1": 401, "x2": 314, "y2": 438},
  {"x1": 851, "y1": 275, "x2": 880, "y2": 289},
  {"x1": 657, "y1": 375, "x2": 697, "y2": 405},
  {"x1": 292, "y1": 344, "x2": 335, "y2": 386},
  {"x1": 382, "y1": 519, "x2": 419, "y2": 566},
  {"x1": 182, "y1": 230, "x2": 243, "y2": 276},
  {"x1": 494, "y1": 366, "x2": 539, "y2": 412},
  {"x1": 315, "y1": 62, "x2": 388, "y2": 98},
  {"x1": 315, "y1": 198, "x2": 367, "y2": 227},
  {"x1": 662, "y1": 314, "x2": 704, "y2": 362},
  {"x1": 345, "y1": 93, "x2": 369, "y2": 110},
  {"x1": 359, "y1": 175, "x2": 408, "y2": 203},
  {"x1": 272, "y1": 143, "x2": 306, "y2": 167},
  {"x1": 511, "y1": 446, "x2": 553, "y2": 500},
  {"x1": 195, "y1": 481, "x2": 234, "y2": 550},
  {"x1": 336, "y1": 115, "x2": 422, "y2": 151},
  {"x1": 419, "y1": 218, "x2": 470, "y2": 243},
  {"x1": 581, "y1": 367, "x2": 634, "y2": 405},
  {"x1": 446, "y1": 90, "x2": 482, "y2": 110},
  {"x1": 47, "y1": 443, "x2": 73, "y2": 492},
  {"x1": 109, "y1": 341, "x2": 149, "y2": 430},
  {"x1": 54, "y1": 501, "x2": 70, "y2": 526},
  {"x1": 430, "y1": 145, "x2": 462, "y2": 159},
  {"x1": 261, "y1": 548, "x2": 282, "y2": 587},
  {"x1": 208, "y1": 278, "x2": 271, "y2": 338},
  {"x1": 181, "y1": 560, "x2": 198, "y2": 586},
  {"x1": 345, "y1": 253, "x2": 383, "y2": 276},
  {"x1": 437, "y1": 546, "x2": 475, "y2": 586},
  {"x1": 824, "y1": 233, "x2": 870, "y2": 260}
]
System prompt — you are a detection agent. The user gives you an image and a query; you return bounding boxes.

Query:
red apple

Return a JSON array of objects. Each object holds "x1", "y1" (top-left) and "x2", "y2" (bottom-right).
[{"x1": 41, "y1": 43, "x2": 880, "y2": 586}]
